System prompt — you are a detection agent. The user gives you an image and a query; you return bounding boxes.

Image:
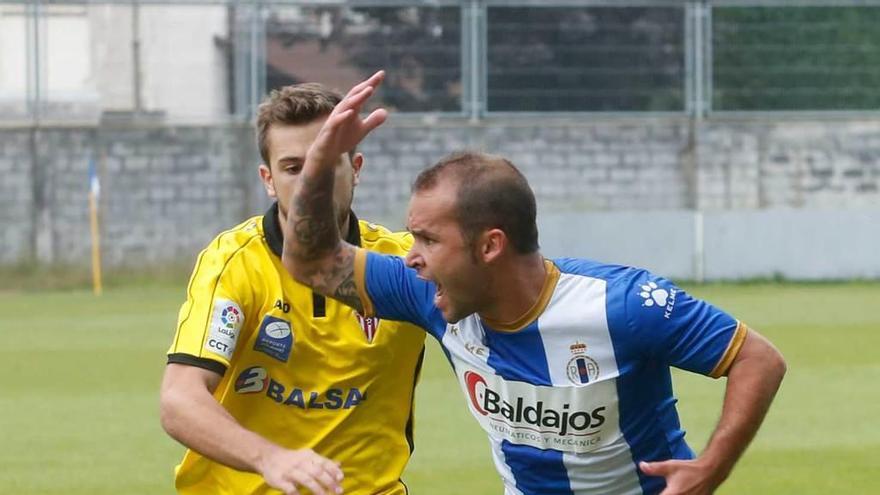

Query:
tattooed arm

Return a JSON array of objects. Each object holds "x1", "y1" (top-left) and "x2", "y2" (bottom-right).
[{"x1": 281, "y1": 71, "x2": 388, "y2": 313}]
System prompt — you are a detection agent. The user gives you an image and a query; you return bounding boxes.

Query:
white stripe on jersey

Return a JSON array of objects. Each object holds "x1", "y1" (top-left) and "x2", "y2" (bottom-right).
[
  {"x1": 489, "y1": 437, "x2": 526, "y2": 495},
  {"x1": 543, "y1": 273, "x2": 643, "y2": 494},
  {"x1": 562, "y1": 444, "x2": 643, "y2": 495},
  {"x1": 538, "y1": 274, "x2": 618, "y2": 387}
]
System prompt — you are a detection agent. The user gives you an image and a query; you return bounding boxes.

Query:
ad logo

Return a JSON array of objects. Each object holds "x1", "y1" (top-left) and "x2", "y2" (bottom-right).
[
  {"x1": 465, "y1": 371, "x2": 488, "y2": 415},
  {"x1": 638, "y1": 280, "x2": 678, "y2": 319},
  {"x1": 205, "y1": 299, "x2": 244, "y2": 360},
  {"x1": 464, "y1": 370, "x2": 606, "y2": 437},
  {"x1": 639, "y1": 281, "x2": 668, "y2": 308},
  {"x1": 254, "y1": 315, "x2": 294, "y2": 362},
  {"x1": 234, "y1": 366, "x2": 366, "y2": 410},
  {"x1": 235, "y1": 366, "x2": 268, "y2": 394}
]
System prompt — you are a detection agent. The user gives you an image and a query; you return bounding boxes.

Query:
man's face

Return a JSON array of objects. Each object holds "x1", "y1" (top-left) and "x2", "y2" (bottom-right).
[
  {"x1": 405, "y1": 180, "x2": 489, "y2": 323},
  {"x1": 260, "y1": 118, "x2": 362, "y2": 227}
]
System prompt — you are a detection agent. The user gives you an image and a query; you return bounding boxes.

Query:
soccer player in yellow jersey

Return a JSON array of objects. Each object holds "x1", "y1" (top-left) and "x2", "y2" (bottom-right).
[{"x1": 159, "y1": 83, "x2": 426, "y2": 495}]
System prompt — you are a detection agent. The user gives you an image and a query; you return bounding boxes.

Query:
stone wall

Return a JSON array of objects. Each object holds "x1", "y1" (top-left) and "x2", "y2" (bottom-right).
[
  {"x1": 0, "y1": 124, "x2": 256, "y2": 265},
  {"x1": 1, "y1": 117, "x2": 879, "y2": 270}
]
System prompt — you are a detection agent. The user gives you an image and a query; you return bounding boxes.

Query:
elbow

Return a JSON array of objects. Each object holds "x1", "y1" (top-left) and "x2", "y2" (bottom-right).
[
  {"x1": 159, "y1": 391, "x2": 177, "y2": 437},
  {"x1": 771, "y1": 348, "x2": 787, "y2": 384},
  {"x1": 159, "y1": 386, "x2": 186, "y2": 440}
]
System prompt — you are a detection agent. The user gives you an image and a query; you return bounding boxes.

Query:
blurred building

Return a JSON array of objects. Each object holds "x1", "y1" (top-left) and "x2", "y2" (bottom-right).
[{"x1": 1, "y1": 1, "x2": 879, "y2": 280}]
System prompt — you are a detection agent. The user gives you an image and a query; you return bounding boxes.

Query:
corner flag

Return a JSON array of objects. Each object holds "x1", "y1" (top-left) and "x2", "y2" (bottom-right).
[{"x1": 89, "y1": 158, "x2": 103, "y2": 295}]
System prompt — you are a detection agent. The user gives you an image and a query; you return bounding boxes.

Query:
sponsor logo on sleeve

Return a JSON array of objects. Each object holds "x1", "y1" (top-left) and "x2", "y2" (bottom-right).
[
  {"x1": 638, "y1": 280, "x2": 678, "y2": 319},
  {"x1": 205, "y1": 299, "x2": 244, "y2": 360},
  {"x1": 254, "y1": 315, "x2": 294, "y2": 362}
]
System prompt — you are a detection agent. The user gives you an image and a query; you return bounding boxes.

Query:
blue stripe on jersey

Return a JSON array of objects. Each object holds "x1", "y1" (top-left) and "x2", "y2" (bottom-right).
[
  {"x1": 484, "y1": 320, "x2": 552, "y2": 386},
  {"x1": 553, "y1": 258, "x2": 697, "y2": 494},
  {"x1": 484, "y1": 320, "x2": 574, "y2": 491},
  {"x1": 605, "y1": 270, "x2": 680, "y2": 495},
  {"x1": 501, "y1": 441, "x2": 573, "y2": 495}
]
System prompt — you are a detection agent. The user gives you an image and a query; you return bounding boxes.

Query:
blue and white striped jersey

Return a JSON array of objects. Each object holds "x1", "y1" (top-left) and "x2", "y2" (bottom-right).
[{"x1": 356, "y1": 253, "x2": 746, "y2": 495}]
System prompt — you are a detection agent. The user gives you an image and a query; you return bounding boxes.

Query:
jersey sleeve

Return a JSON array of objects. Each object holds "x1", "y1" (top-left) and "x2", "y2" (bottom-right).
[
  {"x1": 618, "y1": 271, "x2": 747, "y2": 378},
  {"x1": 167, "y1": 246, "x2": 254, "y2": 374},
  {"x1": 354, "y1": 248, "x2": 441, "y2": 338}
]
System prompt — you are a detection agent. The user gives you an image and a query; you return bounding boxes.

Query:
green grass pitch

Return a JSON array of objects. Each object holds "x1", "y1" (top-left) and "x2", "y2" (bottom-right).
[{"x1": 1, "y1": 282, "x2": 877, "y2": 494}]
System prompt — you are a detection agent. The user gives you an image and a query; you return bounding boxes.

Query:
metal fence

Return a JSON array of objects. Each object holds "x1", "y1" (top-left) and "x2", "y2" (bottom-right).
[{"x1": 3, "y1": 0, "x2": 880, "y2": 124}]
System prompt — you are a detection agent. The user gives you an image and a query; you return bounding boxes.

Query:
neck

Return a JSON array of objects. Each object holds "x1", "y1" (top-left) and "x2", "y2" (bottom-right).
[{"x1": 478, "y1": 253, "x2": 548, "y2": 326}]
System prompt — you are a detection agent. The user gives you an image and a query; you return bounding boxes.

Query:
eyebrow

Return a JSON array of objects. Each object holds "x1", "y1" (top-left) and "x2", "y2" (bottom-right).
[
  {"x1": 277, "y1": 156, "x2": 304, "y2": 165},
  {"x1": 407, "y1": 227, "x2": 434, "y2": 239}
]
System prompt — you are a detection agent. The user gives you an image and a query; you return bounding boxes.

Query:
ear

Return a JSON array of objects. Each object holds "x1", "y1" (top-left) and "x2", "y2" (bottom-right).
[
  {"x1": 259, "y1": 164, "x2": 276, "y2": 198},
  {"x1": 351, "y1": 153, "x2": 364, "y2": 186},
  {"x1": 479, "y1": 228, "x2": 507, "y2": 263}
]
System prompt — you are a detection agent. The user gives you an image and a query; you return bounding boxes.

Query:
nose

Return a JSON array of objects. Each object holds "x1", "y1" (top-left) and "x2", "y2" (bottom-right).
[{"x1": 405, "y1": 249, "x2": 423, "y2": 270}]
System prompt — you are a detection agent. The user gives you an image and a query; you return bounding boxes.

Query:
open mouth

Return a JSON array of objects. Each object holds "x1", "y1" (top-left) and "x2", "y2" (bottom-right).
[{"x1": 433, "y1": 283, "x2": 445, "y2": 306}]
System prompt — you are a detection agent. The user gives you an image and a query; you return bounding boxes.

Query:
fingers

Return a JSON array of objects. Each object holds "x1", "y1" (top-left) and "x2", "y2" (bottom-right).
[
  {"x1": 322, "y1": 458, "x2": 344, "y2": 482},
  {"x1": 285, "y1": 463, "x2": 341, "y2": 495},
  {"x1": 344, "y1": 70, "x2": 385, "y2": 99},
  {"x1": 334, "y1": 71, "x2": 385, "y2": 119},
  {"x1": 333, "y1": 85, "x2": 378, "y2": 118},
  {"x1": 362, "y1": 108, "x2": 388, "y2": 132},
  {"x1": 640, "y1": 460, "x2": 675, "y2": 477},
  {"x1": 277, "y1": 481, "x2": 300, "y2": 495},
  {"x1": 263, "y1": 448, "x2": 344, "y2": 495}
]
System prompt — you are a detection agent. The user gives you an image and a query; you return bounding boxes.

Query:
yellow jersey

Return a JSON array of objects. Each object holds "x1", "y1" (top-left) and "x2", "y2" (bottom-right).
[{"x1": 167, "y1": 204, "x2": 425, "y2": 495}]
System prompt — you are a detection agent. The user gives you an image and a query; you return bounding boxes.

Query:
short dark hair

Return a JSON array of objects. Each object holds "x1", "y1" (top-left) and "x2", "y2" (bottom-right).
[
  {"x1": 413, "y1": 151, "x2": 539, "y2": 254},
  {"x1": 256, "y1": 83, "x2": 350, "y2": 165}
]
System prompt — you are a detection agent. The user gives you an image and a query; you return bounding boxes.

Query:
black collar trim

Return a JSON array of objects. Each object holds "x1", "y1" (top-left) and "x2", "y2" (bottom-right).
[{"x1": 262, "y1": 202, "x2": 361, "y2": 258}]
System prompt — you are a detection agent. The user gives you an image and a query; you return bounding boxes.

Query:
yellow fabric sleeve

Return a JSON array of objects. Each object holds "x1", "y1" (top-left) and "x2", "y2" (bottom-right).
[
  {"x1": 709, "y1": 321, "x2": 748, "y2": 378},
  {"x1": 353, "y1": 247, "x2": 375, "y2": 317},
  {"x1": 168, "y1": 240, "x2": 254, "y2": 367}
]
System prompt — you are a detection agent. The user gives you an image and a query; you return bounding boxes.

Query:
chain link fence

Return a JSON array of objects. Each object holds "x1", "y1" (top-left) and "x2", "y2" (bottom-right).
[{"x1": 3, "y1": 0, "x2": 880, "y2": 124}]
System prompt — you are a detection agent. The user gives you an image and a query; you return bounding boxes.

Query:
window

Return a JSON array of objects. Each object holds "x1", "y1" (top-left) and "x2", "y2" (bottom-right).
[
  {"x1": 487, "y1": 6, "x2": 685, "y2": 112},
  {"x1": 265, "y1": 5, "x2": 462, "y2": 113},
  {"x1": 713, "y1": 7, "x2": 880, "y2": 111}
]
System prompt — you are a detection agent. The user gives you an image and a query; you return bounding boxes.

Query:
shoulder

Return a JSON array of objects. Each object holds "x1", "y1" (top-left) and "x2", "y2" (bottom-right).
[
  {"x1": 358, "y1": 220, "x2": 413, "y2": 255},
  {"x1": 197, "y1": 215, "x2": 266, "y2": 268},
  {"x1": 551, "y1": 257, "x2": 661, "y2": 320},
  {"x1": 552, "y1": 257, "x2": 646, "y2": 285}
]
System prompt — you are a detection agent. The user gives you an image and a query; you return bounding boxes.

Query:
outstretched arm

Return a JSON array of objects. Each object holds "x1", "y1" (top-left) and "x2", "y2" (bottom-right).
[
  {"x1": 160, "y1": 364, "x2": 344, "y2": 495},
  {"x1": 281, "y1": 71, "x2": 388, "y2": 312},
  {"x1": 640, "y1": 329, "x2": 786, "y2": 494}
]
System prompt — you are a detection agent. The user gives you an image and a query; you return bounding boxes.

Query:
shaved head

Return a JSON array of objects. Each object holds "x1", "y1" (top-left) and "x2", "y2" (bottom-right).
[{"x1": 412, "y1": 151, "x2": 539, "y2": 254}]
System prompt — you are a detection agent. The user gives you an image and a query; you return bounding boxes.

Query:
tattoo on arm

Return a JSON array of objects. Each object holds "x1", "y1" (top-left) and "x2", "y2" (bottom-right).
[
  {"x1": 300, "y1": 243, "x2": 364, "y2": 314},
  {"x1": 288, "y1": 173, "x2": 337, "y2": 261},
  {"x1": 283, "y1": 156, "x2": 363, "y2": 313},
  {"x1": 333, "y1": 272, "x2": 364, "y2": 314}
]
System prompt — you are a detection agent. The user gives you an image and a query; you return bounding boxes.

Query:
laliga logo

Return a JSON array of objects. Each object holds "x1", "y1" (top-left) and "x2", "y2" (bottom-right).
[{"x1": 465, "y1": 371, "x2": 488, "y2": 415}]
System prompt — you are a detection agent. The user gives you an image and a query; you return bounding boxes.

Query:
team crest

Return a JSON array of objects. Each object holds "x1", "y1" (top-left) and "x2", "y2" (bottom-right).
[
  {"x1": 566, "y1": 342, "x2": 600, "y2": 385},
  {"x1": 355, "y1": 313, "x2": 380, "y2": 343}
]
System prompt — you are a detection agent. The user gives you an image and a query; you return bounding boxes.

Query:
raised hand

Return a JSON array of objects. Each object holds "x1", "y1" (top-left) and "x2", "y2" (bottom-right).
[
  {"x1": 307, "y1": 70, "x2": 388, "y2": 166},
  {"x1": 259, "y1": 445, "x2": 344, "y2": 495}
]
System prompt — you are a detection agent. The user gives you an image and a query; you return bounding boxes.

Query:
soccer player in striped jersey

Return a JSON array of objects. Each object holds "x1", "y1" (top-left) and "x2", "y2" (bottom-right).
[{"x1": 284, "y1": 71, "x2": 786, "y2": 495}]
